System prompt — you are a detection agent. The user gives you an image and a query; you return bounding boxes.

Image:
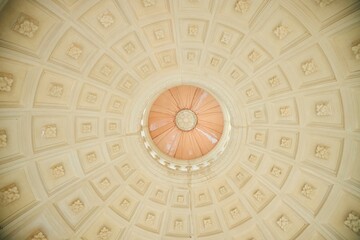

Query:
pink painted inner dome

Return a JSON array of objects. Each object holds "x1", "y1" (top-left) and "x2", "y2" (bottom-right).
[{"x1": 148, "y1": 85, "x2": 224, "y2": 160}]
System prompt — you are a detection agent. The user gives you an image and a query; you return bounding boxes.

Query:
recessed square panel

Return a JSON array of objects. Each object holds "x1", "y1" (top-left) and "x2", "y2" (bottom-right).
[{"x1": 49, "y1": 28, "x2": 97, "y2": 71}]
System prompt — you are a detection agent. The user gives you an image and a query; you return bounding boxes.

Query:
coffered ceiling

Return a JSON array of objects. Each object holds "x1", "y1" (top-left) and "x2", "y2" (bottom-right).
[{"x1": 0, "y1": 0, "x2": 359, "y2": 239}]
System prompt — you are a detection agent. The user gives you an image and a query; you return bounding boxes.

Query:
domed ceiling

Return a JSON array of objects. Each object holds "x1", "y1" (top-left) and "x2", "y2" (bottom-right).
[{"x1": 0, "y1": 0, "x2": 359, "y2": 239}]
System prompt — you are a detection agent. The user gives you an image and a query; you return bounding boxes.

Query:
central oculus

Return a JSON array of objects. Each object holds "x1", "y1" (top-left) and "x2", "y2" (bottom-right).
[
  {"x1": 148, "y1": 85, "x2": 224, "y2": 160},
  {"x1": 175, "y1": 109, "x2": 198, "y2": 131}
]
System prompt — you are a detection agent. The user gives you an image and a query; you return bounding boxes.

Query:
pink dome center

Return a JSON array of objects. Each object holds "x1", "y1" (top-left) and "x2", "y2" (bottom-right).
[{"x1": 148, "y1": 85, "x2": 224, "y2": 160}]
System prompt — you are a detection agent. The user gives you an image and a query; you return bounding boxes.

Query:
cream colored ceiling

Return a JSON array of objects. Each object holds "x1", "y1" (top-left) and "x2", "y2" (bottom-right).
[{"x1": 0, "y1": 0, "x2": 359, "y2": 239}]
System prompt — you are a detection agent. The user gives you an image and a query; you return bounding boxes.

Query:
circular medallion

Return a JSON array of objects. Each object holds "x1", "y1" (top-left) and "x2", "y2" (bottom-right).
[
  {"x1": 147, "y1": 85, "x2": 225, "y2": 160},
  {"x1": 175, "y1": 109, "x2": 197, "y2": 131}
]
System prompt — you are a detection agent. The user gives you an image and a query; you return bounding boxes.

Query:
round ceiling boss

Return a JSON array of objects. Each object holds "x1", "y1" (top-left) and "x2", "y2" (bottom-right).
[{"x1": 147, "y1": 85, "x2": 224, "y2": 160}]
